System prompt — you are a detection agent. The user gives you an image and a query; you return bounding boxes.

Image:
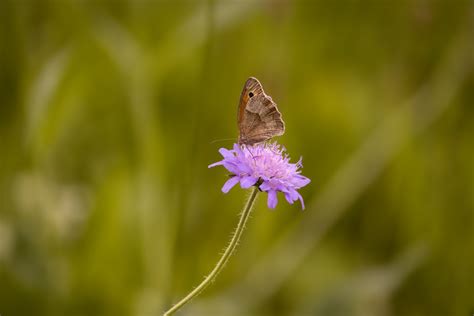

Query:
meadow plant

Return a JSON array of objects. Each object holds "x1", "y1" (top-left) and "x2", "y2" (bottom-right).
[{"x1": 164, "y1": 142, "x2": 309, "y2": 315}]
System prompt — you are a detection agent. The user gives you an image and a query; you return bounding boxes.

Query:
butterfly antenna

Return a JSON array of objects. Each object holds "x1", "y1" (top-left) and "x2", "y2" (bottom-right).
[
  {"x1": 243, "y1": 144, "x2": 258, "y2": 161},
  {"x1": 209, "y1": 137, "x2": 237, "y2": 144}
]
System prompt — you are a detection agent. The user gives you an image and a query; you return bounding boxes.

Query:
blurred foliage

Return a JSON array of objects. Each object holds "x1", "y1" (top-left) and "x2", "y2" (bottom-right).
[{"x1": 1, "y1": 1, "x2": 473, "y2": 316}]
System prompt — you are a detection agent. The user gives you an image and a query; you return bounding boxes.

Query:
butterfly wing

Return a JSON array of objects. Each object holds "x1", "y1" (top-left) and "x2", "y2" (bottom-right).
[{"x1": 238, "y1": 77, "x2": 285, "y2": 145}]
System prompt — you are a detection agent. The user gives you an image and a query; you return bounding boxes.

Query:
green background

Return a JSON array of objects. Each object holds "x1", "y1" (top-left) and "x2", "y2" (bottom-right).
[{"x1": 1, "y1": 1, "x2": 473, "y2": 315}]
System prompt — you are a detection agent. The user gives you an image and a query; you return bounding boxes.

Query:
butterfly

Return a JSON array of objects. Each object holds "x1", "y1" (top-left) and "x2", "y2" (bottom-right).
[{"x1": 237, "y1": 77, "x2": 285, "y2": 145}]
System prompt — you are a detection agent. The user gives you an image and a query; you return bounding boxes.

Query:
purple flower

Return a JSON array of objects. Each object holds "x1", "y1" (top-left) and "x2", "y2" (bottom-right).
[{"x1": 209, "y1": 142, "x2": 311, "y2": 209}]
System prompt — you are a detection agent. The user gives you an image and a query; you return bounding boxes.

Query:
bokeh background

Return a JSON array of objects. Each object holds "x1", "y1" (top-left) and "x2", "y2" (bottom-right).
[{"x1": 1, "y1": 1, "x2": 473, "y2": 315}]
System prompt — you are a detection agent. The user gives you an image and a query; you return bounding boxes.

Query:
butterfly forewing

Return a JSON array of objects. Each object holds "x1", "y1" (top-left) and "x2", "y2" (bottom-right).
[{"x1": 238, "y1": 78, "x2": 263, "y2": 126}]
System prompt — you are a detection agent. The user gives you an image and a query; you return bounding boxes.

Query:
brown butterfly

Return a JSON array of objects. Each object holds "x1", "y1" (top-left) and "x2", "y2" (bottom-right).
[{"x1": 237, "y1": 77, "x2": 285, "y2": 145}]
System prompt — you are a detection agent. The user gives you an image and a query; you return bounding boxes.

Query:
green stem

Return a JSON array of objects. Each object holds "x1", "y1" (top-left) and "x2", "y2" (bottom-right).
[{"x1": 163, "y1": 187, "x2": 259, "y2": 316}]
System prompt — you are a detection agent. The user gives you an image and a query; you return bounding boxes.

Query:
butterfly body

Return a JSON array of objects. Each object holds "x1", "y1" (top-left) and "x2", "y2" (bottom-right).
[{"x1": 237, "y1": 77, "x2": 285, "y2": 145}]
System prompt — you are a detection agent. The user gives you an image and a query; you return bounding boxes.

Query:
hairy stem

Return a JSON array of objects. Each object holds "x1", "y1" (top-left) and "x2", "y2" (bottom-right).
[{"x1": 163, "y1": 186, "x2": 259, "y2": 315}]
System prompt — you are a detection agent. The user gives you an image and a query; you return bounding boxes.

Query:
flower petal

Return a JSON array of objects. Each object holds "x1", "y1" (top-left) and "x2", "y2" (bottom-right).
[
  {"x1": 293, "y1": 175, "x2": 311, "y2": 187},
  {"x1": 233, "y1": 143, "x2": 244, "y2": 157},
  {"x1": 259, "y1": 181, "x2": 271, "y2": 191},
  {"x1": 238, "y1": 162, "x2": 253, "y2": 174},
  {"x1": 223, "y1": 161, "x2": 241, "y2": 174},
  {"x1": 267, "y1": 190, "x2": 278, "y2": 209},
  {"x1": 219, "y1": 148, "x2": 234, "y2": 158},
  {"x1": 295, "y1": 191, "x2": 305, "y2": 210},
  {"x1": 287, "y1": 188, "x2": 299, "y2": 201},
  {"x1": 208, "y1": 161, "x2": 223, "y2": 168},
  {"x1": 240, "y1": 176, "x2": 258, "y2": 189},
  {"x1": 284, "y1": 192, "x2": 295, "y2": 204},
  {"x1": 221, "y1": 176, "x2": 240, "y2": 193}
]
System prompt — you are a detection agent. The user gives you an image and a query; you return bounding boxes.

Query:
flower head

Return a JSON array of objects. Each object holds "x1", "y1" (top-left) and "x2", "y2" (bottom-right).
[{"x1": 209, "y1": 142, "x2": 310, "y2": 209}]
